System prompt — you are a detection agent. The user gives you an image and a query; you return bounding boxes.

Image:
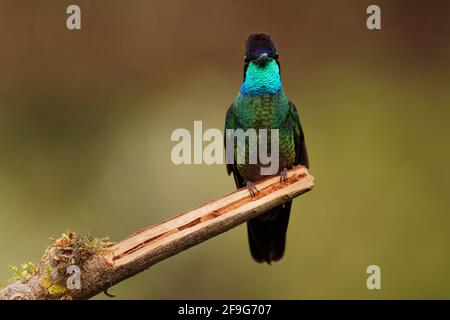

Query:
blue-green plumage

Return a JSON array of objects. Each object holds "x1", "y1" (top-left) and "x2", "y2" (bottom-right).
[
  {"x1": 240, "y1": 59, "x2": 282, "y2": 96},
  {"x1": 225, "y1": 33, "x2": 309, "y2": 264}
]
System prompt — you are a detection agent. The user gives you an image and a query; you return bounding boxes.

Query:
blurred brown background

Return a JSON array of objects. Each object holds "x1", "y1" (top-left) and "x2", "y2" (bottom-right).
[{"x1": 0, "y1": 0, "x2": 449, "y2": 299}]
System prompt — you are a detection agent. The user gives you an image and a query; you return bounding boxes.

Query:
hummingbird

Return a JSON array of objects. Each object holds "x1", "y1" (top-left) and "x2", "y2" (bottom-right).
[{"x1": 225, "y1": 33, "x2": 309, "y2": 264}]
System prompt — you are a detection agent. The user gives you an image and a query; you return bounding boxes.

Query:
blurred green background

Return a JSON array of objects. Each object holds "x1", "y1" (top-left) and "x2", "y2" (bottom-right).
[{"x1": 1, "y1": 0, "x2": 449, "y2": 299}]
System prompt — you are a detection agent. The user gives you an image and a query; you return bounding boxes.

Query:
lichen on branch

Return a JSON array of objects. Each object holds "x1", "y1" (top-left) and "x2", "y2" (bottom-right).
[{"x1": 2, "y1": 232, "x2": 113, "y2": 300}]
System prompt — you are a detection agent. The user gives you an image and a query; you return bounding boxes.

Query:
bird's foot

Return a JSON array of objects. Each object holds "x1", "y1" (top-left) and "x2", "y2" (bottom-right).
[
  {"x1": 246, "y1": 181, "x2": 259, "y2": 197},
  {"x1": 280, "y1": 168, "x2": 289, "y2": 184}
]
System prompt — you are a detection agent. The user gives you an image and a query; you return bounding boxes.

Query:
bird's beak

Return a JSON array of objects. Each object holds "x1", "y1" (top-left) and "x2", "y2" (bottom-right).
[{"x1": 256, "y1": 53, "x2": 270, "y2": 66}]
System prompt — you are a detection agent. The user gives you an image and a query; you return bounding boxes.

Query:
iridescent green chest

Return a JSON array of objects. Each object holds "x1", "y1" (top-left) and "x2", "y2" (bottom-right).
[
  {"x1": 232, "y1": 91, "x2": 296, "y2": 181},
  {"x1": 234, "y1": 92, "x2": 289, "y2": 129}
]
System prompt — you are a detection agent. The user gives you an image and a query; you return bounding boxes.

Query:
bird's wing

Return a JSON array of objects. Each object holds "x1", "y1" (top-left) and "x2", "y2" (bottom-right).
[
  {"x1": 288, "y1": 101, "x2": 309, "y2": 169},
  {"x1": 225, "y1": 103, "x2": 246, "y2": 188}
]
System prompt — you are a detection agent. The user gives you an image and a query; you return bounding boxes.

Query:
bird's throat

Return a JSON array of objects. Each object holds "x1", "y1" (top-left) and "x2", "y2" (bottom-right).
[{"x1": 240, "y1": 60, "x2": 282, "y2": 96}]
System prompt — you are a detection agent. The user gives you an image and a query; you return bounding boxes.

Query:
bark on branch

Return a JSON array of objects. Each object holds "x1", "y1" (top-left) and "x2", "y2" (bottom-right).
[{"x1": 0, "y1": 166, "x2": 314, "y2": 300}]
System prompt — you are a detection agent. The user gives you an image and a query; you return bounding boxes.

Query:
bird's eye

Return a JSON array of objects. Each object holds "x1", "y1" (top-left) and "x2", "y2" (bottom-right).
[
  {"x1": 244, "y1": 56, "x2": 251, "y2": 63},
  {"x1": 274, "y1": 53, "x2": 279, "y2": 60}
]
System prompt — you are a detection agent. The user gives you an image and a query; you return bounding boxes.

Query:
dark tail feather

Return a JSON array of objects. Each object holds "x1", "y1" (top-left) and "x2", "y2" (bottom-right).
[{"x1": 247, "y1": 201, "x2": 292, "y2": 264}]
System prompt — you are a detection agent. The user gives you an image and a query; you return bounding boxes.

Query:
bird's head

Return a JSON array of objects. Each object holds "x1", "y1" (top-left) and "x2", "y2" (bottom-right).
[
  {"x1": 244, "y1": 33, "x2": 279, "y2": 68},
  {"x1": 243, "y1": 33, "x2": 280, "y2": 81}
]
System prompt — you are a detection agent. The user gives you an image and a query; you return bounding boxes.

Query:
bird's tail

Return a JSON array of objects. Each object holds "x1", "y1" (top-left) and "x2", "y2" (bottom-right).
[{"x1": 247, "y1": 201, "x2": 292, "y2": 264}]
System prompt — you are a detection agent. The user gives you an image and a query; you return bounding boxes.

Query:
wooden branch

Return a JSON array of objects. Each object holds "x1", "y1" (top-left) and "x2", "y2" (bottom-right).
[{"x1": 0, "y1": 166, "x2": 314, "y2": 300}]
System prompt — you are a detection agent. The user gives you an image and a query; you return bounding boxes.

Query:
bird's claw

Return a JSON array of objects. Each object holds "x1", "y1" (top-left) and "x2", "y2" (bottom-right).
[
  {"x1": 280, "y1": 168, "x2": 288, "y2": 184},
  {"x1": 246, "y1": 181, "x2": 259, "y2": 197}
]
